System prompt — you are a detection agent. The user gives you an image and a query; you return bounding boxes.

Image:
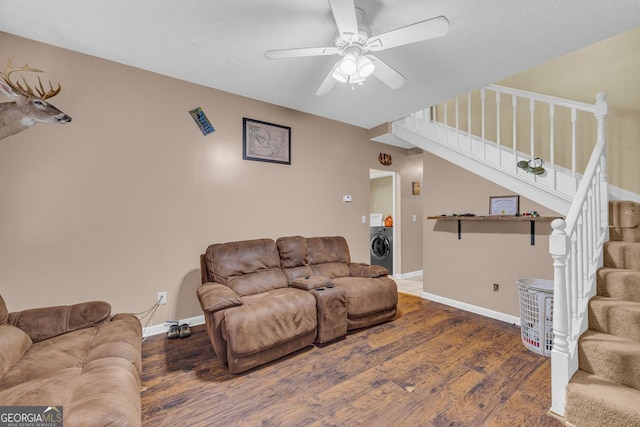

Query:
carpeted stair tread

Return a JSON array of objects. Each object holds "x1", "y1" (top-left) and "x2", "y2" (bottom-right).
[
  {"x1": 597, "y1": 268, "x2": 640, "y2": 303},
  {"x1": 603, "y1": 241, "x2": 640, "y2": 270},
  {"x1": 588, "y1": 296, "x2": 640, "y2": 342},
  {"x1": 566, "y1": 369, "x2": 640, "y2": 427},
  {"x1": 579, "y1": 330, "x2": 640, "y2": 391}
]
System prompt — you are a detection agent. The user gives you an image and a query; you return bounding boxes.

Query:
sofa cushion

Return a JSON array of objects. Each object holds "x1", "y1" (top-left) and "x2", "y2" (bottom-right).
[
  {"x1": 83, "y1": 314, "x2": 143, "y2": 379},
  {"x1": 276, "y1": 236, "x2": 308, "y2": 268},
  {"x1": 0, "y1": 324, "x2": 31, "y2": 378},
  {"x1": 276, "y1": 236, "x2": 314, "y2": 283},
  {"x1": 307, "y1": 236, "x2": 351, "y2": 264},
  {"x1": 0, "y1": 359, "x2": 140, "y2": 426},
  {"x1": 0, "y1": 328, "x2": 96, "y2": 390},
  {"x1": 310, "y1": 262, "x2": 350, "y2": 279},
  {"x1": 197, "y1": 283, "x2": 243, "y2": 313},
  {"x1": 223, "y1": 288, "x2": 316, "y2": 357},
  {"x1": 0, "y1": 294, "x2": 7, "y2": 325},
  {"x1": 332, "y1": 276, "x2": 398, "y2": 318},
  {"x1": 205, "y1": 239, "x2": 288, "y2": 296},
  {"x1": 307, "y1": 236, "x2": 352, "y2": 278},
  {"x1": 0, "y1": 313, "x2": 142, "y2": 391},
  {"x1": 349, "y1": 263, "x2": 390, "y2": 278},
  {"x1": 8, "y1": 301, "x2": 111, "y2": 343}
]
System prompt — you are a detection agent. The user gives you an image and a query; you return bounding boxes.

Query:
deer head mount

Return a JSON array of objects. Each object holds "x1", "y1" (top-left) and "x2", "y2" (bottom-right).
[{"x1": 0, "y1": 57, "x2": 71, "y2": 141}]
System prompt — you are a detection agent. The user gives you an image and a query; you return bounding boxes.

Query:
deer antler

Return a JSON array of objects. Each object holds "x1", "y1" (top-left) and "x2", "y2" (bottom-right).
[{"x1": 0, "y1": 56, "x2": 62, "y2": 99}]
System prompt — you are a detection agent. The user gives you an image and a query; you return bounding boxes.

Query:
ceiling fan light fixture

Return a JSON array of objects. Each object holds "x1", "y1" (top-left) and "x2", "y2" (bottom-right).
[
  {"x1": 331, "y1": 64, "x2": 349, "y2": 83},
  {"x1": 339, "y1": 52, "x2": 358, "y2": 75},
  {"x1": 358, "y1": 55, "x2": 375, "y2": 77},
  {"x1": 349, "y1": 74, "x2": 365, "y2": 85}
]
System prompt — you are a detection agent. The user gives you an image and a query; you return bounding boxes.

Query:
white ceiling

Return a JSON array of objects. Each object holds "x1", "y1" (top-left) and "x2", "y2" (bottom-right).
[{"x1": 0, "y1": 0, "x2": 639, "y2": 130}]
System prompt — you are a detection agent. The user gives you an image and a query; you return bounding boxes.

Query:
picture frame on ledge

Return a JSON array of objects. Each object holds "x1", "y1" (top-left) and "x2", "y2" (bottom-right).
[
  {"x1": 489, "y1": 195, "x2": 520, "y2": 216},
  {"x1": 243, "y1": 118, "x2": 291, "y2": 165}
]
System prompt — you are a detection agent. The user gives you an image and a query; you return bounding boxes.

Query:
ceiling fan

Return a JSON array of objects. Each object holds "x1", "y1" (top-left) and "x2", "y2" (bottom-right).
[{"x1": 264, "y1": 0, "x2": 449, "y2": 96}]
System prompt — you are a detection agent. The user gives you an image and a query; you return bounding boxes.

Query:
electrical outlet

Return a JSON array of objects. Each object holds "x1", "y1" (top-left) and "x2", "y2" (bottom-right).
[
  {"x1": 493, "y1": 283, "x2": 500, "y2": 292},
  {"x1": 157, "y1": 292, "x2": 167, "y2": 305}
]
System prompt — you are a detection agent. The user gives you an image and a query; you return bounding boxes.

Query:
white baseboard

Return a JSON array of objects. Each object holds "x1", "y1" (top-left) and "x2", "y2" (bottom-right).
[
  {"x1": 421, "y1": 291, "x2": 521, "y2": 326},
  {"x1": 394, "y1": 270, "x2": 423, "y2": 280},
  {"x1": 143, "y1": 314, "x2": 205, "y2": 338}
]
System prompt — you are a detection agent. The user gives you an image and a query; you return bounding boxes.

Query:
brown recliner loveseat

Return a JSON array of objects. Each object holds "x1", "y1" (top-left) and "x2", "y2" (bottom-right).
[
  {"x1": 198, "y1": 236, "x2": 397, "y2": 373},
  {"x1": 0, "y1": 294, "x2": 142, "y2": 426},
  {"x1": 198, "y1": 238, "x2": 318, "y2": 374}
]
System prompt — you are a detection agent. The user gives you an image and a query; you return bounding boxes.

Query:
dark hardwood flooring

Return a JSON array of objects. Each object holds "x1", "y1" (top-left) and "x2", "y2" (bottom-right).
[{"x1": 141, "y1": 293, "x2": 562, "y2": 426}]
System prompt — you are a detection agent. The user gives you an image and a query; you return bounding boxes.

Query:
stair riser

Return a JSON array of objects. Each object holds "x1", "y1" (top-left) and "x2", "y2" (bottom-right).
[
  {"x1": 610, "y1": 201, "x2": 640, "y2": 229},
  {"x1": 579, "y1": 335, "x2": 640, "y2": 391},
  {"x1": 604, "y1": 243, "x2": 640, "y2": 271},
  {"x1": 597, "y1": 269, "x2": 640, "y2": 303},
  {"x1": 588, "y1": 299, "x2": 640, "y2": 342},
  {"x1": 610, "y1": 227, "x2": 640, "y2": 243}
]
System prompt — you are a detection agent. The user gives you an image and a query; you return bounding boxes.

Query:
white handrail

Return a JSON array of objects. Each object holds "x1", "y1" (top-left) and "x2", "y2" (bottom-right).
[
  {"x1": 488, "y1": 84, "x2": 595, "y2": 113},
  {"x1": 549, "y1": 93, "x2": 608, "y2": 416}
]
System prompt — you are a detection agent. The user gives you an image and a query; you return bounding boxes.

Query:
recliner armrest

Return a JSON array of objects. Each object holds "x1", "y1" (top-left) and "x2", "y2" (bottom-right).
[
  {"x1": 349, "y1": 263, "x2": 389, "y2": 278},
  {"x1": 197, "y1": 282, "x2": 243, "y2": 313},
  {"x1": 290, "y1": 275, "x2": 333, "y2": 290},
  {"x1": 8, "y1": 301, "x2": 111, "y2": 343}
]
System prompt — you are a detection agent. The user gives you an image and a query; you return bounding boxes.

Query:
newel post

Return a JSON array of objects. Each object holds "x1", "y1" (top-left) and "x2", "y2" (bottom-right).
[{"x1": 549, "y1": 218, "x2": 572, "y2": 416}]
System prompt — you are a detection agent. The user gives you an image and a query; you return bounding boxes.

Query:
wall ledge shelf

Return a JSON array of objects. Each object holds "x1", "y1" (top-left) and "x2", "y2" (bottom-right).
[{"x1": 426, "y1": 215, "x2": 563, "y2": 245}]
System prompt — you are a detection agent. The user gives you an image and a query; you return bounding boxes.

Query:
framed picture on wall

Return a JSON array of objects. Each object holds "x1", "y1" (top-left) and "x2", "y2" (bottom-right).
[
  {"x1": 489, "y1": 195, "x2": 519, "y2": 216},
  {"x1": 243, "y1": 118, "x2": 291, "y2": 165}
]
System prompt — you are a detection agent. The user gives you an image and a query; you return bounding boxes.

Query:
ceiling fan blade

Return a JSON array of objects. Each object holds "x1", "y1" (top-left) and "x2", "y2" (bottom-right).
[
  {"x1": 370, "y1": 55, "x2": 406, "y2": 89},
  {"x1": 366, "y1": 16, "x2": 449, "y2": 51},
  {"x1": 316, "y1": 63, "x2": 339, "y2": 96},
  {"x1": 329, "y1": 0, "x2": 359, "y2": 42},
  {"x1": 265, "y1": 46, "x2": 339, "y2": 60}
]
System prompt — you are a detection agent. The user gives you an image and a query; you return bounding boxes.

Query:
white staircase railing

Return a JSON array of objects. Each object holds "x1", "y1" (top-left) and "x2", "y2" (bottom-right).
[
  {"x1": 549, "y1": 93, "x2": 609, "y2": 416},
  {"x1": 392, "y1": 87, "x2": 609, "y2": 418},
  {"x1": 393, "y1": 84, "x2": 605, "y2": 215}
]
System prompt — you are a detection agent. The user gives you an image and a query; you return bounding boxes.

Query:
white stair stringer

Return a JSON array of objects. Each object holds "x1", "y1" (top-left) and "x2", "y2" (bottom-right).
[{"x1": 393, "y1": 118, "x2": 575, "y2": 215}]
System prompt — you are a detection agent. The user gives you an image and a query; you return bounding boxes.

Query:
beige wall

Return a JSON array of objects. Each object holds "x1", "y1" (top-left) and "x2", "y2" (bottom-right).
[
  {"x1": 396, "y1": 152, "x2": 424, "y2": 274},
  {"x1": 423, "y1": 152, "x2": 558, "y2": 317},
  {"x1": 0, "y1": 33, "x2": 421, "y2": 324}
]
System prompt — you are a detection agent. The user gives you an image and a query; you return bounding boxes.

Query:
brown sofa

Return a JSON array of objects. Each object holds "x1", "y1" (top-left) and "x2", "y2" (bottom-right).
[
  {"x1": 0, "y1": 294, "x2": 142, "y2": 427},
  {"x1": 198, "y1": 236, "x2": 397, "y2": 373}
]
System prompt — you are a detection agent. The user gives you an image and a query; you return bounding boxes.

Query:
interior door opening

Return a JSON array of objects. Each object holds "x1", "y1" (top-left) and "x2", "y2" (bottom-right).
[{"x1": 369, "y1": 169, "x2": 395, "y2": 274}]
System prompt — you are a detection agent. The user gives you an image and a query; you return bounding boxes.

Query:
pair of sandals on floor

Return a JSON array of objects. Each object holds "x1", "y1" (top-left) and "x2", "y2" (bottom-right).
[{"x1": 167, "y1": 320, "x2": 191, "y2": 339}]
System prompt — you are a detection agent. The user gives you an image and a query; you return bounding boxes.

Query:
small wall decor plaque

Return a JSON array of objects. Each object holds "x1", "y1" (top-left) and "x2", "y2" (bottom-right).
[
  {"x1": 412, "y1": 181, "x2": 420, "y2": 195},
  {"x1": 189, "y1": 107, "x2": 215, "y2": 136}
]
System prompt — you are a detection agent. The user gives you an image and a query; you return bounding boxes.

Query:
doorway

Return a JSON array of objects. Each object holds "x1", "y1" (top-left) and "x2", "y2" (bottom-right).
[{"x1": 370, "y1": 169, "x2": 395, "y2": 274}]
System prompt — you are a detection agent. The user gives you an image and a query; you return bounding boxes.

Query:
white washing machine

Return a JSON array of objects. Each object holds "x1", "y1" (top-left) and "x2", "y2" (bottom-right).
[{"x1": 370, "y1": 226, "x2": 393, "y2": 273}]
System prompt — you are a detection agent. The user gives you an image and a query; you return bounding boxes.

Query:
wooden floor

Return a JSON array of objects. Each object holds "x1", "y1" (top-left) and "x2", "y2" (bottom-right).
[{"x1": 141, "y1": 293, "x2": 562, "y2": 427}]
